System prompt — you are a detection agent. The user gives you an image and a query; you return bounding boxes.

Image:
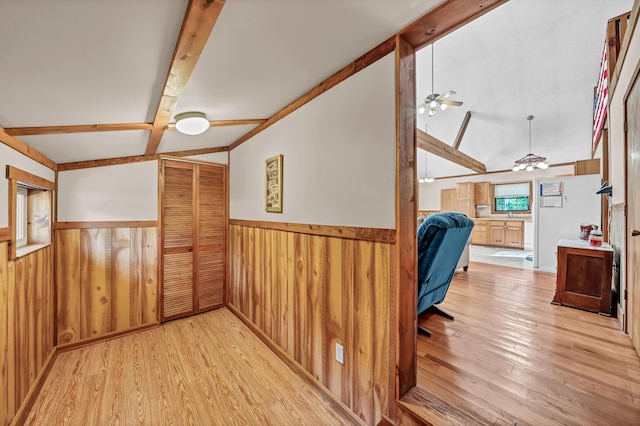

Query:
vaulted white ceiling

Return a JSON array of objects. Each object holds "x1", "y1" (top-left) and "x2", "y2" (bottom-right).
[
  {"x1": 1, "y1": 0, "x2": 633, "y2": 171},
  {"x1": 415, "y1": 0, "x2": 633, "y2": 179},
  {"x1": 0, "y1": 0, "x2": 444, "y2": 164}
]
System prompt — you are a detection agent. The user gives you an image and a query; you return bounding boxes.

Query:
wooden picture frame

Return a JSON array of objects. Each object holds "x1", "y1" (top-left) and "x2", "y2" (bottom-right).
[{"x1": 265, "y1": 154, "x2": 283, "y2": 213}]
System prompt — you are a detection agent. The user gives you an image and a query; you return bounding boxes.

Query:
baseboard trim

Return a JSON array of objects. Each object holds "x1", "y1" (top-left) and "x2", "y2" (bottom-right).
[
  {"x1": 227, "y1": 304, "x2": 366, "y2": 426},
  {"x1": 56, "y1": 322, "x2": 159, "y2": 352},
  {"x1": 11, "y1": 348, "x2": 58, "y2": 426}
]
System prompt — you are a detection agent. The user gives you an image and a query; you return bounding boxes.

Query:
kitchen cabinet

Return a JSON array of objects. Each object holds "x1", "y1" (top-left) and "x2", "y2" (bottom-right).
[
  {"x1": 440, "y1": 188, "x2": 457, "y2": 213},
  {"x1": 456, "y1": 182, "x2": 476, "y2": 218},
  {"x1": 472, "y1": 220, "x2": 488, "y2": 244},
  {"x1": 553, "y1": 239, "x2": 613, "y2": 315},
  {"x1": 475, "y1": 181, "x2": 491, "y2": 205},
  {"x1": 505, "y1": 221, "x2": 524, "y2": 247},
  {"x1": 472, "y1": 219, "x2": 524, "y2": 248},
  {"x1": 489, "y1": 221, "x2": 505, "y2": 245}
]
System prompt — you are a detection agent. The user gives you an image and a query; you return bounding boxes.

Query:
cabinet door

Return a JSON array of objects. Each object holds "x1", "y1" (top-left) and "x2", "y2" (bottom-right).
[
  {"x1": 457, "y1": 199, "x2": 472, "y2": 217},
  {"x1": 162, "y1": 161, "x2": 195, "y2": 320},
  {"x1": 457, "y1": 182, "x2": 472, "y2": 199},
  {"x1": 440, "y1": 188, "x2": 457, "y2": 212},
  {"x1": 196, "y1": 165, "x2": 226, "y2": 312},
  {"x1": 472, "y1": 221, "x2": 488, "y2": 244},
  {"x1": 475, "y1": 182, "x2": 490, "y2": 205},
  {"x1": 490, "y1": 224, "x2": 505, "y2": 245},
  {"x1": 505, "y1": 222, "x2": 523, "y2": 247}
]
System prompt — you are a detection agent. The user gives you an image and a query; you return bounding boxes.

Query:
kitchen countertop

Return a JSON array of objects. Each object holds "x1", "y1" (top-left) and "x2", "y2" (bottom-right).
[{"x1": 473, "y1": 217, "x2": 531, "y2": 222}]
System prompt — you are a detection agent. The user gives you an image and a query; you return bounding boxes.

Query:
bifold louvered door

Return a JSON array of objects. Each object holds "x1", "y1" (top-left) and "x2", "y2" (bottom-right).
[{"x1": 162, "y1": 159, "x2": 226, "y2": 322}]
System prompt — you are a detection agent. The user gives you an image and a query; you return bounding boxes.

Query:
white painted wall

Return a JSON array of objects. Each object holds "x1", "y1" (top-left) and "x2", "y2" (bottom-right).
[
  {"x1": 418, "y1": 164, "x2": 575, "y2": 211},
  {"x1": 609, "y1": 9, "x2": 640, "y2": 205},
  {"x1": 186, "y1": 152, "x2": 229, "y2": 164},
  {"x1": 0, "y1": 143, "x2": 56, "y2": 228},
  {"x1": 230, "y1": 53, "x2": 396, "y2": 229},
  {"x1": 58, "y1": 161, "x2": 158, "y2": 221}
]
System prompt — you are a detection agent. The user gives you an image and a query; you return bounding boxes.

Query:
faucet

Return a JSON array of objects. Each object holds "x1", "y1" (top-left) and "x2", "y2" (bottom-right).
[{"x1": 508, "y1": 211, "x2": 513, "y2": 218}]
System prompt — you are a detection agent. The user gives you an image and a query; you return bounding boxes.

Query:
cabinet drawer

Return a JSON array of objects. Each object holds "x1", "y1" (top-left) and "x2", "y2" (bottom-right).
[
  {"x1": 506, "y1": 221, "x2": 523, "y2": 228},
  {"x1": 489, "y1": 221, "x2": 505, "y2": 227},
  {"x1": 474, "y1": 225, "x2": 487, "y2": 232}
]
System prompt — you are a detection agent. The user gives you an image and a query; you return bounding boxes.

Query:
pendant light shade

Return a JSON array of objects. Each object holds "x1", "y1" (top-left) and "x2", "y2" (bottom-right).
[
  {"x1": 512, "y1": 115, "x2": 548, "y2": 172},
  {"x1": 175, "y1": 111, "x2": 210, "y2": 135}
]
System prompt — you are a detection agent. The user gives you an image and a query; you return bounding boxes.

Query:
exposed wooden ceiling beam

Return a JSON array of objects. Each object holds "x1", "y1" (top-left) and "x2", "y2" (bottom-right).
[
  {"x1": 0, "y1": 126, "x2": 57, "y2": 170},
  {"x1": 5, "y1": 118, "x2": 267, "y2": 136},
  {"x1": 166, "y1": 119, "x2": 267, "y2": 131},
  {"x1": 399, "y1": 0, "x2": 508, "y2": 49},
  {"x1": 453, "y1": 111, "x2": 472, "y2": 150},
  {"x1": 58, "y1": 145, "x2": 229, "y2": 172},
  {"x1": 417, "y1": 128, "x2": 486, "y2": 173},
  {"x1": 5, "y1": 123, "x2": 152, "y2": 136},
  {"x1": 143, "y1": 0, "x2": 226, "y2": 156}
]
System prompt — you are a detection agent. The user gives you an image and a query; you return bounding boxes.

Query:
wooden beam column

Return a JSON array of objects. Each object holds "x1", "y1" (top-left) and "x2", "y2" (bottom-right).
[{"x1": 144, "y1": 0, "x2": 226, "y2": 156}]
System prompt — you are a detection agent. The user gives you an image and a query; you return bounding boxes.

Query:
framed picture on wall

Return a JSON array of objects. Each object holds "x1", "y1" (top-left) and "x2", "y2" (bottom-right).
[{"x1": 265, "y1": 154, "x2": 283, "y2": 213}]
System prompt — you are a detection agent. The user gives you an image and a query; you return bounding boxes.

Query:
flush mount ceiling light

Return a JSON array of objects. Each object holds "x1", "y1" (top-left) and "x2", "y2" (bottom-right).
[
  {"x1": 512, "y1": 115, "x2": 549, "y2": 172},
  {"x1": 174, "y1": 111, "x2": 210, "y2": 135}
]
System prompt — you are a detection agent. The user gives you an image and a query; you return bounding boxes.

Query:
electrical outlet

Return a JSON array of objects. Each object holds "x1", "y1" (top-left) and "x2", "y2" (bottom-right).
[{"x1": 335, "y1": 343, "x2": 344, "y2": 365}]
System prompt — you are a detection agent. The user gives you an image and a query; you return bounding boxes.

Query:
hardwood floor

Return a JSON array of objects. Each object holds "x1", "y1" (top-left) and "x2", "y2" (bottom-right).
[
  {"x1": 25, "y1": 308, "x2": 360, "y2": 425},
  {"x1": 416, "y1": 261, "x2": 640, "y2": 426}
]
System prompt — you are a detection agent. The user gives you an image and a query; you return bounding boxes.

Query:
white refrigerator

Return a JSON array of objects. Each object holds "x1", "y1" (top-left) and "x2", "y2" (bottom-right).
[{"x1": 533, "y1": 174, "x2": 602, "y2": 272}]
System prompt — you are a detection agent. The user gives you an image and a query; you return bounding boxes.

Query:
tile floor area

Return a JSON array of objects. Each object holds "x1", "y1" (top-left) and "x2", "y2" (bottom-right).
[{"x1": 469, "y1": 244, "x2": 534, "y2": 270}]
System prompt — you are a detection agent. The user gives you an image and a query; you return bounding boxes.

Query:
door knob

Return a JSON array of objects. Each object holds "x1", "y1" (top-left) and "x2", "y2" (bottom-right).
[
  {"x1": 188, "y1": 246, "x2": 193, "y2": 251},
  {"x1": 632, "y1": 230, "x2": 640, "y2": 237}
]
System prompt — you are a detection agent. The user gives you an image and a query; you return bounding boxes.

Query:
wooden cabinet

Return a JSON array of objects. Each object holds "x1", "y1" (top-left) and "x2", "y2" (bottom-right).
[
  {"x1": 474, "y1": 181, "x2": 491, "y2": 205},
  {"x1": 472, "y1": 220, "x2": 488, "y2": 244},
  {"x1": 505, "y1": 221, "x2": 524, "y2": 247},
  {"x1": 456, "y1": 182, "x2": 476, "y2": 218},
  {"x1": 440, "y1": 188, "x2": 457, "y2": 213},
  {"x1": 554, "y1": 240, "x2": 613, "y2": 315},
  {"x1": 489, "y1": 221, "x2": 505, "y2": 245},
  {"x1": 162, "y1": 160, "x2": 227, "y2": 322},
  {"x1": 473, "y1": 220, "x2": 524, "y2": 248}
]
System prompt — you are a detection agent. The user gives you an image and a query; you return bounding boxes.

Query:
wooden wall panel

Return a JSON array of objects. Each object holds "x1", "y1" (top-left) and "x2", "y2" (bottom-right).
[
  {"x1": 229, "y1": 224, "x2": 392, "y2": 425},
  {"x1": 1, "y1": 245, "x2": 55, "y2": 425},
  {"x1": 0, "y1": 242, "x2": 8, "y2": 426},
  {"x1": 55, "y1": 226, "x2": 159, "y2": 346}
]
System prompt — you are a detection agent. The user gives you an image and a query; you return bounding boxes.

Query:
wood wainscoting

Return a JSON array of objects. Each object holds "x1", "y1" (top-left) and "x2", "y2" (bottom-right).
[
  {"x1": 0, "y1": 243, "x2": 55, "y2": 425},
  {"x1": 55, "y1": 226, "x2": 159, "y2": 346},
  {"x1": 228, "y1": 221, "x2": 393, "y2": 425}
]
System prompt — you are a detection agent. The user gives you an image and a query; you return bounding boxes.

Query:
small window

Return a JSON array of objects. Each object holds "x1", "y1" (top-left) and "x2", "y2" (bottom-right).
[
  {"x1": 491, "y1": 181, "x2": 532, "y2": 214},
  {"x1": 495, "y1": 196, "x2": 530, "y2": 212},
  {"x1": 16, "y1": 186, "x2": 28, "y2": 247}
]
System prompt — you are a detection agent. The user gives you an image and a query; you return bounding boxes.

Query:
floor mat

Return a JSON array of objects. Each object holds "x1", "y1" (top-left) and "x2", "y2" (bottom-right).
[{"x1": 491, "y1": 250, "x2": 533, "y2": 259}]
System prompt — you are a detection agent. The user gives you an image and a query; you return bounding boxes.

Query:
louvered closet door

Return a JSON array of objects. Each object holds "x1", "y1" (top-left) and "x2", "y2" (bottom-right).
[
  {"x1": 162, "y1": 160, "x2": 226, "y2": 322},
  {"x1": 196, "y1": 165, "x2": 226, "y2": 312},
  {"x1": 162, "y1": 161, "x2": 195, "y2": 320}
]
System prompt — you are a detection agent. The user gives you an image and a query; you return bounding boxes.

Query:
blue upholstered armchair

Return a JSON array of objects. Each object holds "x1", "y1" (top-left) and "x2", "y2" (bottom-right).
[{"x1": 417, "y1": 212, "x2": 474, "y2": 336}]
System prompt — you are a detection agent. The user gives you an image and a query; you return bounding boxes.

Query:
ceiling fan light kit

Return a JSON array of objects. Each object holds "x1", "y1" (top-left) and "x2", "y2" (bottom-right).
[
  {"x1": 512, "y1": 115, "x2": 548, "y2": 172},
  {"x1": 175, "y1": 111, "x2": 210, "y2": 135},
  {"x1": 418, "y1": 43, "x2": 463, "y2": 116}
]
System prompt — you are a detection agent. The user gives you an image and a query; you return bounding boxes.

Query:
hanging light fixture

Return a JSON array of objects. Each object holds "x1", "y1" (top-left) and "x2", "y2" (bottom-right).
[
  {"x1": 512, "y1": 115, "x2": 548, "y2": 172},
  {"x1": 418, "y1": 152, "x2": 435, "y2": 183},
  {"x1": 417, "y1": 43, "x2": 463, "y2": 116},
  {"x1": 174, "y1": 111, "x2": 210, "y2": 135}
]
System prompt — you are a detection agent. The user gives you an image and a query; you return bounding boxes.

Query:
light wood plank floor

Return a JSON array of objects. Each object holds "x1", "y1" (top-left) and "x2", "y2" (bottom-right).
[
  {"x1": 417, "y1": 261, "x2": 640, "y2": 426},
  {"x1": 25, "y1": 308, "x2": 358, "y2": 425}
]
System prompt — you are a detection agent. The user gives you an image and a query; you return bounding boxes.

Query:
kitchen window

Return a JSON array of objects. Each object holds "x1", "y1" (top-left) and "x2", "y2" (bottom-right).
[{"x1": 491, "y1": 181, "x2": 532, "y2": 214}]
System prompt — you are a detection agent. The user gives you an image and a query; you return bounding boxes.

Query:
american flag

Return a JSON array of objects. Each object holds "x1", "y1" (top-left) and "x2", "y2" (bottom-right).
[{"x1": 593, "y1": 40, "x2": 608, "y2": 150}]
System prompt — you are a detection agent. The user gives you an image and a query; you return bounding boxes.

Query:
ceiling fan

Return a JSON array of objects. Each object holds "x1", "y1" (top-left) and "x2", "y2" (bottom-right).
[{"x1": 418, "y1": 43, "x2": 463, "y2": 116}]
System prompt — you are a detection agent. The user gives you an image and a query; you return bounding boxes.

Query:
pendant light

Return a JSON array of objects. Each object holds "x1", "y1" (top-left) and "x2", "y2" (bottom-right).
[{"x1": 512, "y1": 115, "x2": 548, "y2": 172}]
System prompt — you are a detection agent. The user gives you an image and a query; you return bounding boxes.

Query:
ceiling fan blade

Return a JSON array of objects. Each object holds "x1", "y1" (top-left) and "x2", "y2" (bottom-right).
[
  {"x1": 440, "y1": 99, "x2": 463, "y2": 106},
  {"x1": 438, "y1": 90, "x2": 456, "y2": 100}
]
